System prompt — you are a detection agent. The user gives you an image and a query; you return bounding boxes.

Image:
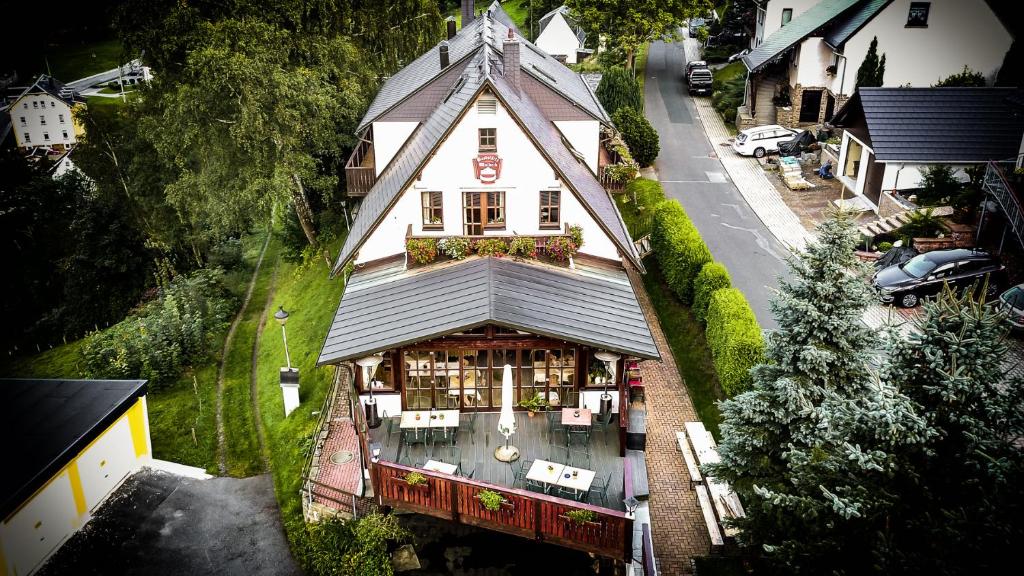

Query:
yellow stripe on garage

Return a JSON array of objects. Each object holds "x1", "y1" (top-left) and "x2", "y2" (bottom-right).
[
  {"x1": 67, "y1": 461, "x2": 87, "y2": 517},
  {"x1": 128, "y1": 399, "x2": 149, "y2": 458}
]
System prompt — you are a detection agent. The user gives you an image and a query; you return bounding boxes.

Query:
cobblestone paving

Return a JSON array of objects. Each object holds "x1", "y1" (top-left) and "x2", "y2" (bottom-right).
[{"x1": 630, "y1": 267, "x2": 711, "y2": 575}]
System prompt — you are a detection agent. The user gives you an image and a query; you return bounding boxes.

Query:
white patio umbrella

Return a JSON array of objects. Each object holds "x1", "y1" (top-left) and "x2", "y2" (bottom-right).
[{"x1": 494, "y1": 364, "x2": 520, "y2": 462}]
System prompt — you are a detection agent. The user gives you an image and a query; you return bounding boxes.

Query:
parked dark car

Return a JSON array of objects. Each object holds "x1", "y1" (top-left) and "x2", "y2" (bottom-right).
[
  {"x1": 872, "y1": 249, "x2": 1006, "y2": 307},
  {"x1": 684, "y1": 60, "x2": 708, "y2": 83},
  {"x1": 687, "y1": 68, "x2": 713, "y2": 95},
  {"x1": 998, "y1": 283, "x2": 1024, "y2": 330}
]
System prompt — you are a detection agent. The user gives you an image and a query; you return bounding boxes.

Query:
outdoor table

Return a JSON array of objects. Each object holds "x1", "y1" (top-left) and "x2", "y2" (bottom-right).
[
  {"x1": 526, "y1": 459, "x2": 565, "y2": 491},
  {"x1": 562, "y1": 407, "x2": 592, "y2": 426},
  {"x1": 556, "y1": 465, "x2": 596, "y2": 498},
  {"x1": 422, "y1": 459, "x2": 458, "y2": 475},
  {"x1": 400, "y1": 410, "x2": 461, "y2": 435}
]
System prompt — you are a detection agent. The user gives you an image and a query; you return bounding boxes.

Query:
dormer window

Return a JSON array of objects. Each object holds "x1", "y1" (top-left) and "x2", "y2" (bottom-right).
[{"x1": 479, "y1": 128, "x2": 497, "y2": 152}]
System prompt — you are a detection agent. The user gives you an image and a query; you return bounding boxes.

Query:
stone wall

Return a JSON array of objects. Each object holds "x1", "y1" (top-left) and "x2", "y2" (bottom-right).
[
  {"x1": 735, "y1": 105, "x2": 756, "y2": 131},
  {"x1": 783, "y1": 84, "x2": 839, "y2": 128},
  {"x1": 775, "y1": 106, "x2": 793, "y2": 128}
]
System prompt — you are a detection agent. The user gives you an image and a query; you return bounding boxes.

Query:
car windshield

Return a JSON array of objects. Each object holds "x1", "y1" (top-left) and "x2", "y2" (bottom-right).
[
  {"x1": 1002, "y1": 286, "x2": 1024, "y2": 309},
  {"x1": 900, "y1": 254, "x2": 936, "y2": 278}
]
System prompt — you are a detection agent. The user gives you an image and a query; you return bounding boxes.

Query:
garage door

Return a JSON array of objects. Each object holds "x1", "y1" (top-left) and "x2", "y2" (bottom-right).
[
  {"x1": 3, "y1": 472, "x2": 77, "y2": 576},
  {"x1": 76, "y1": 417, "x2": 135, "y2": 512}
]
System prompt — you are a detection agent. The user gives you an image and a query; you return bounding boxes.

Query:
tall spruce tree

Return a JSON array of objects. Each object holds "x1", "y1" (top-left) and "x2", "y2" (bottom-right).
[
  {"x1": 707, "y1": 211, "x2": 930, "y2": 573},
  {"x1": 856, "y1": 36, "x2": 886, "y2": 88}
]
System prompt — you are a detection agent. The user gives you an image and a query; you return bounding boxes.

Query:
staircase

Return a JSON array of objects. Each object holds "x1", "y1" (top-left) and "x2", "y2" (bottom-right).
[
  {"x1": 753, "y1": 77, "x2": 780, "y2": 126},
  {"x1": 983, "y1": 161, "x2": 1024, "y2": 251},
  {"x1": 857, "y1": 206, "x2": 953, "y2": 239}
]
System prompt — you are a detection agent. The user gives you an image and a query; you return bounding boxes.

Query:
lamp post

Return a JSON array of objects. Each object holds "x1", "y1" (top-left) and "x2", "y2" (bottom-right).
[
  {"x1": 356, "y1": 354, "x2": 384, "y2": 429},
  {"x1": 594, "y1": 351, "x2": 620, "y2": 417},
  {"x1": 275, "y1": 306, "x2": 300, "y2": 416}
]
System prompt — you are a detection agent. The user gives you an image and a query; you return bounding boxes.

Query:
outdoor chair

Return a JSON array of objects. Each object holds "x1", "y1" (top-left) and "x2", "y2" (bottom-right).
[
  {"x1": 436, "y1": 445, "x2": 462, "y2": 471},
  {"x1": 510, "y1": 459, "x2": 533, "y2": 489},
  {"x1": 567, "y1": 427, "x2": 591, "y2": 451},
  {"x1": 547, "y1": 411, "x2": 566, "y2": 444},
  {"x1": 464, "y1": 460, "x2": 483, "y2": 479},
  {"x1": 459, "y1": 412, "x2": 477, "y2": 445},
  {"x1": 591, "y1": 410, "x2": 614, "y2": 446},
  {"x1": 548, "y1": 444, "x2": 569, "y2": 464},
  {"x1": 554, "y1": 485, "x2": 583, "y2": 502},
  {"x1": 383, "y1": 410, "x2": 401, "y2": 447},
  {"x1": 588, "y1": 471, "x2": 613, "y2": 507},
  {"x1": 569, "y1": 448, "x2": 591, "y2": 470}
]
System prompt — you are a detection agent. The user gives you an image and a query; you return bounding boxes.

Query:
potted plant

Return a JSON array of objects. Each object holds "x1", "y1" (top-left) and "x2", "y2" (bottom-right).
[
  {"x1": 406, "y1": 238, "x2": 438, "y2": 265},
  {"x1": 474, "y1": 238, "x2": 509, "y2": 257},
  {"x1": 561, "y1": 508, "x2": 600, "y2": 526},
  {"x1": 438, "y1": 236, "x2": 470, "y2": 260},
  {"x1": 475, "y1": 489, "x2": 513, "y2": 512},
  {"x1": 401, "y1": 471, "x2": 428, "y2": 490},
  {"x1": 546, "y1": 236, "x2": 578, "y2": 262},
  {"x1": 518, "y1": 393, "x2": 548, "y2": 417},
  {"x1": 508, "y1": 235, "x2": 537, "y2": 260}
]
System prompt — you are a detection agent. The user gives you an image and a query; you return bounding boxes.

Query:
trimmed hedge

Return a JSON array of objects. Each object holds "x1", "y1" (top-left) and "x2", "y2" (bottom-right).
[
  {"x1": 611, "y1": 106, "x2": 660, "y2": 167},
  {"x1": 693, "y1": 262, "x2": 732, "y2": 324},
  {"x1": 652, "y1": 200, "x2": 713, "y2": 304},
  {"x1": 596, "y1": 66, "x2": 643, "y2": 116},
  {"x1": 705, "y1": 288, "x2": 764, "y2": 395}
]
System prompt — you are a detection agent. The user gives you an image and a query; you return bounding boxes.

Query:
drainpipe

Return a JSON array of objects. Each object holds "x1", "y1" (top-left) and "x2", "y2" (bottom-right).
[{"x1": 836, "y1": 52, "x2": 848, "y2": 99}]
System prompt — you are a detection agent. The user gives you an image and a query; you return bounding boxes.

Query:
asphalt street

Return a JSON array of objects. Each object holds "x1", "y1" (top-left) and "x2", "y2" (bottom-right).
[{"x1": 644, "y1": 39, "x2": 789, "y2": 329}]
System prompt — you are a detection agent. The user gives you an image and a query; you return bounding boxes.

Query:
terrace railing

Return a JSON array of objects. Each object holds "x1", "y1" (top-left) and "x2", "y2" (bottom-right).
[
  {"x1": 345, "y1": 137, "x2": 376, "y2": 196},
  {"x1": 982, "y1": 161, "x2": 1024, "y2": 252},
  {"x1": 374, "y1": 460, "x2": 633, "y2": 561}
]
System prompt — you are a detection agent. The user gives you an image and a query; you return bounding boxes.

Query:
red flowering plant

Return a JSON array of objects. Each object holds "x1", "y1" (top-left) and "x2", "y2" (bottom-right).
[{"x1": 507, "y1": 236, "x2": 537, "y2": 260}]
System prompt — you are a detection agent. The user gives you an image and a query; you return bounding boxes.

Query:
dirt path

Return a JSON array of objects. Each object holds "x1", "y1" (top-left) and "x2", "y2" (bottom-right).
[
  {"x1": 216, "y1": 233, "x2": 272, "y2": 476},
  {"x1": 249, "y1": 257, "x2": 279, "y2": 473}
]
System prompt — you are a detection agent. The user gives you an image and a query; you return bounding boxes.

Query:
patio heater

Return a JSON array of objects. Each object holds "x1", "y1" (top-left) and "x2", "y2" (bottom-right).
[
  {"x1": 356, "y1": 353, "x2": 384, "y2": 429},
  {"x1": 594, "y1": 351, "x2": 620, "y2": 417},
  {"x1": 494, "y1": 364, "x2": 520, "y2": 462},
  {"x1": 275, "y1": 306, "x2": 300, "y2": 417}
]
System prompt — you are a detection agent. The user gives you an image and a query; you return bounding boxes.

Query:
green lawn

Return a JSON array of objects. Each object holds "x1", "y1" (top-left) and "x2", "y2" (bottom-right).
[
  {"x1": 3, "y1": 339, "x2": 85, "y2": 378},
  {"x1": 85, "y1": 95, "x2": 131, "y2": 112},
  {"x1": 42, "y1": 39, "x2": 124, "y2": 82},
  {"x1": 713, "y1": 61, "x2": 745, "y2": 84},
  {"x1": 450, "y1": 1, "x2": 531, "y2": 37}
]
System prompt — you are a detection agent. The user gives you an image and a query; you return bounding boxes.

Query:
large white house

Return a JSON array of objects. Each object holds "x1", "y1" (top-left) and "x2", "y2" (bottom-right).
[
  {"x1": 534, "y1": 5, "x2": 589, "y2": 64},
  {"x1": 739, "y1": 0, "x2": 1013, "y2": 128},
  {"x1": 6, "y1": 75, "x2": 86, "y2": 152}
]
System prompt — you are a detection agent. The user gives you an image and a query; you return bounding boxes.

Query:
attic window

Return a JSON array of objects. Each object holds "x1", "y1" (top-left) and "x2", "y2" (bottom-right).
[
  {"x1": 907, "y1": 2, "x2": 929, "y2": 27},
  {"x1": 478, "y1": 98, "x2": 497, "y2": 115}
]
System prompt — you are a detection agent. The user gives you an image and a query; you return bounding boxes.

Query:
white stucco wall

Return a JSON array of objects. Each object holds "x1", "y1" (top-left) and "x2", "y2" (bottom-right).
[
  {"x1": 838, "y1": 0, "x2": 1011, "y2": 96},
  {"x1": 758, "y1": 0, "x2": 818, "y2": 45},
  {"x1": 554, "y1": 120, "x2": 600, "y2": 173},
  {"x1": 372, "y1": 121, "x2": 419, "y2": 177},
  {"x1": 536, "y1": 14, "x2": 583, "y2": 63},
  {"x1": 355, "y1": 92, "x2": 621, "y2": 265},
  {"x1": 795, "y1": 37, "x2": 841, "y2": 91},
  {"x1": 11, "y1": 93, "x2": 77, "y2": 149}
]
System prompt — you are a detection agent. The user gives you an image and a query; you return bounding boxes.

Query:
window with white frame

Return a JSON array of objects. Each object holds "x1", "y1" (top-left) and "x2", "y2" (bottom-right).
[{"x1": 40, "y1": 115, "x2": 46, "y2": 125}]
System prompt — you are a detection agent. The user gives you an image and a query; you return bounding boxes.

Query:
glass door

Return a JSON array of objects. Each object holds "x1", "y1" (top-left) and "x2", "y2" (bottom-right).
[{"x1": 464, "y1": 192, "x2": 482, "y2": 235}]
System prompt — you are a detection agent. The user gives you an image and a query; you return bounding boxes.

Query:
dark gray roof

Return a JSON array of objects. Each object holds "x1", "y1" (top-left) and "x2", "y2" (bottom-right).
[
  {"x1": 824, "y1": 0, "x2": 892, "y2": 48},
  {"x1": 358, "y1": 2, "x2": 605, "y2": 132},
  {"x1": 743, "y1": 0, "x2": 861, "y2": 72},
  {"x1": 317, "y1": 257, "x2": 659, "y2": 365},
  {"x1": 0, "y1": 379, "x2": 147, "y2": 519},
  {"x1": 833, "y1": 87, "x2": 1024, "y2": 162},
  {"x1": 11, "y1": 74, "x2": 85, "y2": 107},
  {"x1": 539, "y1": 6, "x2": 587, "y2": 44}
]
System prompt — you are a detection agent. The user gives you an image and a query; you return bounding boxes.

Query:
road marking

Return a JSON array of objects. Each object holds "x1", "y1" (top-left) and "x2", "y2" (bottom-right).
[
  {"x1": 706, "y1": 171, "x2": 727, "y2": 183},
  {"x1": 658, "y1": 179, "x2": 730, "y2": 183}
]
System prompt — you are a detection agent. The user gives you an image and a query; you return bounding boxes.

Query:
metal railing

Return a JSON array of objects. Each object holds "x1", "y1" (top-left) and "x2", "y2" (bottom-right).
[{"x1": 982, "y1": 161, "x2": 1024, "y2": 251}]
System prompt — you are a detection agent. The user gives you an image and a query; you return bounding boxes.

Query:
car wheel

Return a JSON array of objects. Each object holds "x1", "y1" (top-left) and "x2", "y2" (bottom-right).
[
  {"x1": 900, "y1": 293, "x2": 919, "y2": 308},
  {"x1": 754, "y1": 147, "x2": 766, "y2": 158}
]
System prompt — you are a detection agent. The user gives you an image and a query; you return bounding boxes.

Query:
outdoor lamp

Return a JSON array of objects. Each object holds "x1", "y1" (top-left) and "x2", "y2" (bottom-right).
[
  {"x1": 275, "y1": 306, "x2": 300, "y2": 416},
  {"x1": 624, "y1": 495, "x2": 640, "y2": 516},
  {"x1": 356, "y1": 353, "x2": 385, "y2": 429},
  {"x1": 274, "y1": 306, "x2": 291, "y2": 368},
  {"x1": 594, "y1": 350, "x2": 620, "y2": 416}
]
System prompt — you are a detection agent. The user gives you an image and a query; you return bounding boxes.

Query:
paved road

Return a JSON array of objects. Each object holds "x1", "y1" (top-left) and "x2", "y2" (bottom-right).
[{"x1": 644, "y1": 38, "x2": 788, "y2": 329}]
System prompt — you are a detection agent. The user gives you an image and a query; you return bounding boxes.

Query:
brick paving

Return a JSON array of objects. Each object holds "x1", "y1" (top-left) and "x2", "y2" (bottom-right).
[
  {"x1": 311, "y1": 369, "x2": 362, "y2": 506},
  {"x1": 629, "y1": 267, "x2": 711, "y2": 576}
]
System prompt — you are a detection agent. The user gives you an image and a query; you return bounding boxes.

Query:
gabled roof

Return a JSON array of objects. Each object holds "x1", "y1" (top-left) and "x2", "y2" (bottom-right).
[
  {"x1": 743, "y1": 0, "x2": 861, "y2": 72},
  {"x1": 317, "y1": 257, "x2": 659, "y2": 365},
  {"x1": 824, "y1": 0, "x2": 893, "y2": 48},
  {"x1": 357, "y1": 2, "x2": 606, "y2": 132},
  {"x1": 9, "y1": 74, "x2": 84, "y2": 108},
  {"x1": 832, "y1": 87, "x2": 1024, "y2": 162},
  {"x1": 539, "y1": 5, "x2": 587, "y2": 45}
]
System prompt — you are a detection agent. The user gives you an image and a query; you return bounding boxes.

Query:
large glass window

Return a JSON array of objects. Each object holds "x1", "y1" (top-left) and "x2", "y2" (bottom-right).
[
  {"x1": 463, "y1": 191, "x2": 505, "y2": 234},
  {"x1": 404, "y1": 351, "x2": 434, "y2": 409},
  {"x1": 539, "y1": 190, "x2": 561, "y2": 229}
]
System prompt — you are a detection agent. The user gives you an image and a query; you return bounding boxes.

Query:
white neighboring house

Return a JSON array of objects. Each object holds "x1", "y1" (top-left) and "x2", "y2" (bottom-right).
[
  {"x1": 7, "y1": 75, "x2": 86, "y2": 152},
  {"x1": 535, "y1": 5, "x2": 589, "y2": 64},
  {"x1": 739, "y1": 0, "x2": 1013, "y2": 129},
  {"x1": 751, "y1": 0, "x2": 820, "y2": 49}
]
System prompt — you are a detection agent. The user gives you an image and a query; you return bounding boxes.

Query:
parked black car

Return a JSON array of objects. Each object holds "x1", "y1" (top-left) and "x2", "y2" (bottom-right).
[
  {"x1": 687, "y1": 68, "x2": 713, "y2": 95},
  {"x1": 872, "y1": 249, "x2": 1006, "y2": 307}
]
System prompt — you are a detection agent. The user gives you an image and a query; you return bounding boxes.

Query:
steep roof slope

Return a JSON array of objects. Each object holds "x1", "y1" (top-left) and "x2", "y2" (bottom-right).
[{"x1": 743, "y1": 0, "x2": 861, "y2": 72}]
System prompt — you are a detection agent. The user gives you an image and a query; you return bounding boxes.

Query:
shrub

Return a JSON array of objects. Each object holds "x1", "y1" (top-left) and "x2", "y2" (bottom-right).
[
  {"x1": 935, "y1": 65, "x2": 986, "y2": 87},
  {"x1": 438, "y1": 236, "x2": 470, "y2": 260},
  {"x1": 567, "y1": 224, "x2": 584, "y2": 249},
  {"x1": 406, "y1": 238, "x2": 437, "y2": 264},
  {"x1": 652, "y1": 199, "x2": 713, "y2": 304},
  {"x1": 596, "y1": 66, "x2": 643, "y2": 116},
  {"x1": 705, "y1": 288, "x2": 764, "y2": 395},
  {"x1": 474, "y1": 238, "x2": 508, "y2": 257},
  {"x1": 611, "y1": 106, "x2": 660, "y2": 167},
  {"x1": 693, "y1": 262, "x2": 732, "y2": 324},
  {"x1": 306, "y1": 513, "x2": 410, "y2": 576},
  {"x1": 876, "y1": 241, "x2": 894, "y2": 252},
  {"x1": 712, "y1": 75, "x2": 745, "y2": 125},
  {"x1": 508, "y1": 236, "x2": 537, "y2": 259},
  {"x1": 900, "y1": 208, "x2": 949, "y2": 242},
  {"x1": 546, "y1": 236, "x2": 578, "y2": 261},
  {"x1": 206, "y1": 237, "x2": 243, "y2": 270}
]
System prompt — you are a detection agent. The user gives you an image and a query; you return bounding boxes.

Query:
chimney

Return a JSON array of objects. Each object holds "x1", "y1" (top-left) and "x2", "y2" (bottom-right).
[
  {"x1": 446, "y1": 17, "x2": 457, "y2": 40},
  {"x1": 503, "y1": 28, "x2": 521, "y2": 92},
  {"x1": 461, "y1": 0, "x2": 475, "y2": 28},
  {"x1": 439, "y1": 41, "x2": 450, "y2": 69}
]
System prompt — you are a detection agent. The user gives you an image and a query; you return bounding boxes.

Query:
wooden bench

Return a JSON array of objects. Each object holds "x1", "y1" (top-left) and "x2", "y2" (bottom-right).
[
  {"x1": 625, "y1": 449, "x2": 649, "y2": 499},
  {"x1": 683, "y1": 421, "x2": 745, "y2": 540},
  {"x1": 695, "y1": 485, "x2": 724, "y2": 547},
  {"x1": 675, "y1": 431, "x2": 702, "y2": 487}
]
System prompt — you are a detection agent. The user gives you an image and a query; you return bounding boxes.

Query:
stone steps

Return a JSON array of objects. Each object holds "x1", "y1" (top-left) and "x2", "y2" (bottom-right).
[{"x1": 858, "y1": 206, "x2": 954, "y2": 238}]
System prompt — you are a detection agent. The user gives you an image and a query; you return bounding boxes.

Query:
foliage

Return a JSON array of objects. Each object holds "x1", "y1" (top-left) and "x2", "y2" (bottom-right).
[
  {"x1": 508, "y1": 235, "x2": 538, "y2": 259},
  {"x1": 596, "y1": 67, "x2": 644, "y2": 116},
  {"x1": 305, "y1": 513, "x2": 411, "y2": 576},
  {"x1": 564, "y1": 509, "x2": 597, "y2": 524},
  {"x1": 652, "y1": 199, "x2": 713, "y2": 304},
  {"x1": 706, "y1": 211, "x2": 930, "y2": 573},
  {"x1": 712, "y1": 63, "x2": 746, "y2": 125},
  {"x1": 855, "y1": 36, "x2": 885, "y2": 88},
  {"x1": 876, "y1": 241, "x2": 893, "y2": 252},
  {"x1": 438, "y1": 236, "x2": 471, "y2": 260},
  {"x1": 588, "y1": 358, "x2": 612, "y2": 381},
  {"x1": 696, "y1": 25, "x2": 709, "y2": 44},
  {"x1": 406, "y1": 238, "x2": 438, "y2": 264},
  {"x1": 693, "y1": 262, "x2": 732, "y2": 324},
  {"x1": 567, "y1": 224, "x2": 584, "y2": 249},
  {"x1": 474, "y1": 238, "x2": 509, "y2": 257},
  {"x1": 600, "y1": 125, "x2": 640, "y2": 183},
  {"x1": 477, "y1": 489, "x2": 505, "y2": 511},
  {"x1": 207, "y1": 237, "x2": 244, "y2": 270},
  {"x1": 704, "y1": 288, "x2": 763, "y2": 395},
  {"x1": 916, "y1": 164, "x2": 960, "y2": 206},
  {"x1": 80, "y1": 269, "x2": 236, "y2": 388},
  {"x1": 403, "y1": 471, "x2": 427, "y2": 486},
  {"x1": 611, "y1": 106, "x2": 660, "y2": 167},
  {"x1": 935, "y1": 65, "x2": 986, "y2": 87},
  {"x1": 899, "y1": 209, "x2": 949, "y2": 242},
  {"x1": 546, "y1": 236, "x2": 578, "y2": 261},
  {"x1": 518, "y1": 393, "x2": 549, "y2": 412}
]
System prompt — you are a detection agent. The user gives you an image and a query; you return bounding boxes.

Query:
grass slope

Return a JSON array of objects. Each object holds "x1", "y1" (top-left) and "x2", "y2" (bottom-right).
[{"x1": 42, "y1": 39, "x2": 124, "y2": 82}]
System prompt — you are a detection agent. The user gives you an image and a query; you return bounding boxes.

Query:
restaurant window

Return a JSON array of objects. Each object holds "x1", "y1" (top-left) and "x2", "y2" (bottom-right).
[
  {"x1": 587, "y1": 355, "x2": 615, "y2": 388},
  {"x1": 403, "y1": 349, "x2": 502, "y2": 410},
  {"x1": 421, "y1": 191, "x2": 443, "y2": 229},
  {"x1": 356, "y1": 353, "x2": 395, "y2": 392},
  {"x1": 907, "y1": 2, "x2": 929, "y2": 27},
  {"x1": 405, "y1": 351, "x2": 434, "y2": 410},
  {"x1": 463, "y1": 191, "x2": 505, "y2": 234},
  {"x1": 781, "y1": 8, "x2": 792, "y2": 26},
  {"x1": 521, "y1": 348, "x2": 576, "y2": 407},
  {"x1": 539, "y1": 190, "x2": 561, "y2": 228},
  {"x1": 479, "y1": 127, "x2": 497, "y2": 152}
]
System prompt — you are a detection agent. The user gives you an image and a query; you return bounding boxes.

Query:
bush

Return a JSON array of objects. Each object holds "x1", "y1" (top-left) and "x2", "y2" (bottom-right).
[
  {"x1": 876, "y1": 241, "x2": 894, "y2": 252},
  {"x1": 438, "y1": 236, "x2": 470, "y2": 260},
  {"x1": 474, "y1": 238, "x2": 508, "y2": 257},
  {"x1": 546, "y1": 236, "x2": 578, "y2": 261},
  {"x1": 596, "y1": 67, "x2": 643, "y2": 116},
  {"x1": 305, "y1": 513, "x2": 411, "y2": 576},
  {"x1": 705, "y1": 288, "x2": 764, "y2": 395},
  {"x1": 611, "y1": 106, "x2": 660, "y2": 167},
  {"x1": 508, "y1": 235, "x2": 537, "y2": 259},
  {"x1": 80, "y1": 269, "x2": 236, "y2": 388},
  {"x1": 206, "y1": 237, "x2": 243, "y2": 270},
  {"x1": 567, "y1": 224, "x2": 584, "y2": 248},
  {"x1": 406, "y1": 238, "x2": 437, "y2": 264},
  {"x1": 652, "y1": 199, "x2": 713, "y2": 304},
  {"x1": 712, "y1": 75, "x2": 745, "y2": 125},
  {"x1": 693, "y1": 262, "x2": 732, "y2": 324}
]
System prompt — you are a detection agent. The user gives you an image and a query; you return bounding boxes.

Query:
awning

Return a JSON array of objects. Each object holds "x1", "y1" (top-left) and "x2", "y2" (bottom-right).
[{"x1": 317, "y1": 257, "x2": 659, "y2": 365}]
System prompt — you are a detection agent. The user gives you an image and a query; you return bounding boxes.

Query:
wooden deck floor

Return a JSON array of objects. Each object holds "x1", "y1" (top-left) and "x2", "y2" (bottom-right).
[{"x1": 369, "y1": 411, "x2": 626, "y2": 511}]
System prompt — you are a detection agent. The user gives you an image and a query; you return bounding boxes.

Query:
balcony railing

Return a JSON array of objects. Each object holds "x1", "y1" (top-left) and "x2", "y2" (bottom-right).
[
  {"x1": 373, "y1": 460, "x2": 633, "y2": 561},
  {"x1": 982, "y1": 161, "x2": 1024, "y2": 252},
  {"x1": 345, "y1": 137, "x2": 376, "y2": 197},
  {"x1": 599, "y1": 165, "x2": 627, "y2": 192}
]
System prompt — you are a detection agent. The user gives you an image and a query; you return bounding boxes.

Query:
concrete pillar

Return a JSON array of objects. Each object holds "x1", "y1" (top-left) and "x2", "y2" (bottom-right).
[{"x1": 281, "y1": 367, "x2": 300, "y2": 416}]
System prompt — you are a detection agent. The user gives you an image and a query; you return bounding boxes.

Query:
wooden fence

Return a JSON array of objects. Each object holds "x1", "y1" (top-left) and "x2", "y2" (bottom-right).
[{"x1": 374, "y1": 460, "x2": 633, "y2": 560}]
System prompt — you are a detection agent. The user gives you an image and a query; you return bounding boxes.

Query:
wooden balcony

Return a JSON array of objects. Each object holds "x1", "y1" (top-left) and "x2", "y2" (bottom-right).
[
  {"x1": 598, "y1": 164, "x2": 626, "y2": 193},
  {"x1": 345, "y1": 137, "x2": 376, "y2": 197}
]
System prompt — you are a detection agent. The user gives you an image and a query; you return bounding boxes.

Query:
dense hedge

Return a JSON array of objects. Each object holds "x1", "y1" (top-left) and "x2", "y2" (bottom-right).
[
  {"x1": 705, "y1": 288, "x2": 764, "y2": 395},
  {"x1": 611, "y1": 106, "x2": 660, "y2": 167},
  {"x1": 652, "y1": 200, "x2": 713, "y2": 304},
  {"x1": 596, "y1": 66, "x2": 643, "y2": 116},
  {"x1": 80, "y1": 269, "x2": 236, "y2": 388},
  {"x1": 693, "y1": 262, "x2": 732, "y2": 324}
]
